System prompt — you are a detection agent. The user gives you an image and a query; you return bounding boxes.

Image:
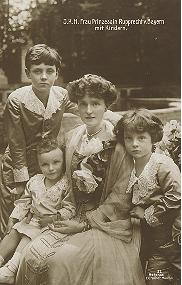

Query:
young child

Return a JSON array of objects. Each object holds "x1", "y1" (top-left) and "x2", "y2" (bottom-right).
[
  {"x1": 114, "y1": 109, "x2": 181, "y2": 285},
  {"x1": 0, "y1": 44, "x2": 78, "y2": 237},
  {"x1": 0, "y1": 136, "x2": 75, "y2": 284},
  {"x1": 0, "y1": 44, "x2": 119, "y2": 237}
]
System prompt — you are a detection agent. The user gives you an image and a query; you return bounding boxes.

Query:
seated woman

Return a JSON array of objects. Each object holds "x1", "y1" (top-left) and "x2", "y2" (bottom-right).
[{"x1": 16, "y1": 74, "x2": 145, "y2": 285}]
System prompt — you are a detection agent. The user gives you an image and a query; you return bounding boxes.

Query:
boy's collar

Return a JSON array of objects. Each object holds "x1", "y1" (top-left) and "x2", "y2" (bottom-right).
[{"x1": 18, "y1": 85, "x2": 65, "y2": 119}]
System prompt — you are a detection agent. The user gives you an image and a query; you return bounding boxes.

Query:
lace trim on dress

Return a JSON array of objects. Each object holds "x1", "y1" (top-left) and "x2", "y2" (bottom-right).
[
  {"x1": 144, "y1": 205, "x2": 160, "y2": 227},
  {"x1": 126, "y1": 153, "x2": 166, "y2": 204},
  {"x1": 77, "y1": 133, "x2": 104, "y2": 157},
  {"x1": 34, "y1": 174, "x2": 69, "y2": 204},
  {"x1": 44, "y1": 87, "x2": 65, "y2": 120},
  {"x1": 126, "y1": 170, "x2": 138, "y2": 193},
  {"x1": 18, "y1": 86, "x2": 64, "y2": 119},
  {"x1": 45, "y1": 175, "x2": 69, "y2": 202},
  {"x1": 13, "y1": 166, "x2": 29, "y2": 182}
]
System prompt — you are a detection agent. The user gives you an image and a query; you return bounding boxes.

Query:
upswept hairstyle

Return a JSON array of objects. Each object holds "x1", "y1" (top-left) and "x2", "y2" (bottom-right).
[
  {"x1": 114, "y1": 108, "x2": 163, "y2": 144},
  {"x1": 25, "y1": 44, "x2": 61, "y2": 71},
  {"x1": 67, "y1": 74, "x2": 117, "y2": 107}
]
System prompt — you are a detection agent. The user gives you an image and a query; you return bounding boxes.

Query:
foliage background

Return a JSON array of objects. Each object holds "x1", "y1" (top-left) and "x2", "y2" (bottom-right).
[{"x1": 0, "y1": 0, "x2": 180, "y2": 89}]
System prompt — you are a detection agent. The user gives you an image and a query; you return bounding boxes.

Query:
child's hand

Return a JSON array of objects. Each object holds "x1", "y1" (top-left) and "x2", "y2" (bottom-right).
[
  {"x1": 25, "y1": 212, "x2": 33, "y2": 224},
  {"x1": 5, "y1": 218, "x2": 17, "y2": 235},
  {"x1": 48, "y1": 220, "x2": 84, "y2": 234},
  {"x1": 130, "y1": 206, "x2": 145, "y2": 219},
  {"x1": 38, "y1": 216, "x2": 54, "y2": 228}
]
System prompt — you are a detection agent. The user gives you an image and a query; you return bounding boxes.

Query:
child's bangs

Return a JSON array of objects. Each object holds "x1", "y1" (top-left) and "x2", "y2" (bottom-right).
[
  {"x1": 125, "y1": 116, "x2": 149, "y2": 133},
  {"x1": 33, "y1": 54, "x2": 58, "y2": 67},
  {"x1": 32, "y1": 48, "x2": 59, "y2": 67}
]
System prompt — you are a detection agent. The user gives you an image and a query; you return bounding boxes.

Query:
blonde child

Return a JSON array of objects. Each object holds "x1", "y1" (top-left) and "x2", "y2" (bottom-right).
[
  {"x1": 114, "y1": 109, "x2": 181, "y2": 285},
  {"x1": 0, "y1": 136, "x2": 75, "y2": 284}
]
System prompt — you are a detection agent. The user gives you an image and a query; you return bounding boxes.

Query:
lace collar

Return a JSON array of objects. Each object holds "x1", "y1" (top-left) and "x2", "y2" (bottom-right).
[
  {"x1": 126, "y1": 153, "x2": 161, "y2": 204},
  {"x1": 32, "y1": 174, "x2": 68, "y2": 203},
  {"x1": 18, "y1": 85, "x2": 64, "y2": 119}
]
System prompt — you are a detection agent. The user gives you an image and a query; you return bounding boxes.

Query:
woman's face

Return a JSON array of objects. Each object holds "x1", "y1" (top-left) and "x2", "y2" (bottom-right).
[{"x1": 78, "y1": 95, "x2": 106, "y2": 128}]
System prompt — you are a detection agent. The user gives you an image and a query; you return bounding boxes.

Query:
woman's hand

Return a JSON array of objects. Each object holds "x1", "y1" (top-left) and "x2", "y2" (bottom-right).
[
  {"x1": 130, "y1": 206, "x2": 145, "y2": 220},
  {"x1": 38, "y1": 216, "x2": 55, "y2": 228},
  {"x1": 48, "y1": 220, "x2": 84, "y2": 234}
]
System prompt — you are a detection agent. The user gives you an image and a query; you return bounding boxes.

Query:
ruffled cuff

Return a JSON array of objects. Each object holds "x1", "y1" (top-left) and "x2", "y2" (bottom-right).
[
  {"x1": 13, "y1": 166, "x2": 29, "y2": 182},
  {"x1": 10, "y1": 205, "x2": 28, "y2": 221},
  {"x1": 144, "y1": 205, "x2": 161, "y2": 227}
]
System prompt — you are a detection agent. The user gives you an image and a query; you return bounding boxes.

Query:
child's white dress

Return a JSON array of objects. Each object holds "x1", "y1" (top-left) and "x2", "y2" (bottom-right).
[{"x1": 10, "y1": 174, "x2": 75, "y2": 239}]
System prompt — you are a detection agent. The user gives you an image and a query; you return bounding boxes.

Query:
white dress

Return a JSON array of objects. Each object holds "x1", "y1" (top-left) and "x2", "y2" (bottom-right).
[{"x1": 11, "y1": 174, "x2": 75, "y2": 239}]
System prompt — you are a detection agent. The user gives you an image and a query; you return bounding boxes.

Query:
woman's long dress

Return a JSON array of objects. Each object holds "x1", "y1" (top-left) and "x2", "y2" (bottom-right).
[{"x1": 16, "y1": 122, "x2": 146, "y2": 285}]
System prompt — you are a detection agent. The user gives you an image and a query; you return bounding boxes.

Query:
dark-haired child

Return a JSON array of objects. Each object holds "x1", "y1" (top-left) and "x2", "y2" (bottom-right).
[
  {"x1": 0, "y1": 44, "x2": 78, "y2": 237},
  {"x1": 0, "y1": 46, "x2": 119, "y2": 237},
  {"x1": 0, "y1": 136, "x2": 75, "y2": 284},
  {"x1": 114, "y1": 109, "x2": 181, "y2": 285}
]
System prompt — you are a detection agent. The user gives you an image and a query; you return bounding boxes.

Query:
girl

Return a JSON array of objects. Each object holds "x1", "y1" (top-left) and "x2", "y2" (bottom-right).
[
  {"x1": 114, "y1": 108, "x2": 181, "y2": 285},
  {"x1": 0, "y1": 136, "x2": 75, "y2": 284}
]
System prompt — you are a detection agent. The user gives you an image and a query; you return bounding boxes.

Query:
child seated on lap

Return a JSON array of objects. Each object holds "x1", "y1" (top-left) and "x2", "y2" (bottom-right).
[{"x1": 0, "y1": 136, "x2": 75, "y2": 284}]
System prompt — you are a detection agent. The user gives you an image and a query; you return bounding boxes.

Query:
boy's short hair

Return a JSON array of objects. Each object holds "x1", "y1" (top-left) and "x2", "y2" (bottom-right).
[
  {"x1": 114, "y1": 108, "x2": 163, "y2": 144},
  {"x1": 25, "y1": 44, "x2": 61, "y2": 71},
  {"x1": 36, "y1": 136, "x2": 64, "y2": 155},
  {"x1": 67, "y1": 74, "x2": 117, "y2": 108}
]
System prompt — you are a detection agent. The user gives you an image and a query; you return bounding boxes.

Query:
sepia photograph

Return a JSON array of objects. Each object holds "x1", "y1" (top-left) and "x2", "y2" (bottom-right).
[{"x1": 0, "y1": 0, "x2": 181, "y2": 284}]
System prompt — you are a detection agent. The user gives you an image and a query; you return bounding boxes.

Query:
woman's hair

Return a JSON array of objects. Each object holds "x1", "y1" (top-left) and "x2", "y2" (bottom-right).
[
  {"x1": 25, "y1": 44, "x2": 61, "y2": 71},
  {"x1": 67, "y1": 74, "x2": 117, "y2": 107},
  {"x1": 114, "y1": 108, "x2": 163, "y2": 144}
]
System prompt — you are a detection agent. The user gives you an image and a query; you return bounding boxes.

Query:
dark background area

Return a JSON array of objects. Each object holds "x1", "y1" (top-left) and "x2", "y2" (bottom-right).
[{"x1": 0, "y1": 0, "x2": 181, "y2": 89}]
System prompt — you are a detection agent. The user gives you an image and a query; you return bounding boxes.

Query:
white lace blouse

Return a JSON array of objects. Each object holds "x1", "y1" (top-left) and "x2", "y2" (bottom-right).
[{"x1": 126, "y1": 153, "x2": 181, "y2": 227}]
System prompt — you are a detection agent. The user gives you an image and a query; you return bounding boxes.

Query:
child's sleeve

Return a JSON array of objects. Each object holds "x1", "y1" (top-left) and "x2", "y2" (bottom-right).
[
  {"x1": 4, "y1": 94, "x2": 29, "y2": 183},
  {"x1": 144, "y1": 159, "x2": 181, "y2": 227},
  {"x1": 172, "y1": 209, "x2": 181, "y2": 244},
  {"x1": 10, "y1": 180, "x2": 32, "y2": 221},
  {"x1": 56, "y1": 183, "x2": 76, "y2": 220}
]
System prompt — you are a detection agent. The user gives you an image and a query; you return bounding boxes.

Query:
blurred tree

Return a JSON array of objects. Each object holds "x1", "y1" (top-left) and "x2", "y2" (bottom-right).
[
  {"x1": 0, "y1": 0, "x2": 180, "y2": 87},
  {"x1": 0, "y1": 0, "x2": 32, "y2": 83},
  {"x1": 27, "y1": 0, "x2": 180, "y2": 86}
]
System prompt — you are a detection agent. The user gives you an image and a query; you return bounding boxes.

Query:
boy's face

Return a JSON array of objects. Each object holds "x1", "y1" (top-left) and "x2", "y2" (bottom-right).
[
  {"x1": 38, "y1": 148, "x2": 64, "y2": 183},
  {"x1": 124, "y1": 130, "x2": 152, "y2": 160},
  {"x1": 26, "y1": 63, "x2": 58, "y2": 93}
]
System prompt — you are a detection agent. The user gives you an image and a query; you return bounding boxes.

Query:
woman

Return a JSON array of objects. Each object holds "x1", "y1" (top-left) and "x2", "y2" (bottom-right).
[{"x1": 16, "y1": 74, "x2": 145, "y2": 285}]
